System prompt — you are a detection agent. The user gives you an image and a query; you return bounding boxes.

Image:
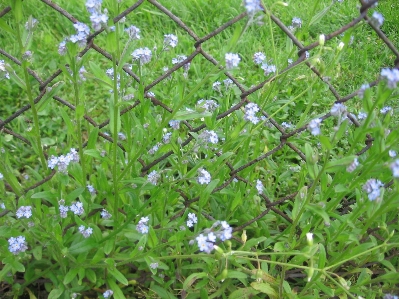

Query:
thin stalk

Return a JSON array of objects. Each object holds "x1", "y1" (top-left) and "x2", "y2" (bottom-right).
[
  {"x1": 112, "y1": 53, "x2": 120, "y2": 223},
  {"x1": 15, "y1": 23, "x2": 47, "y2": 170},
  {"x1": 72, "y1": 77, "x2": 86, "y2": 185}
]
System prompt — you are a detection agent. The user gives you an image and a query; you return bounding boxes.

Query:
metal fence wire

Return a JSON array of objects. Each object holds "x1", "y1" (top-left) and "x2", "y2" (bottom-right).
[{"x1": 0, "y1": 0, "x2": 398, "y2": 287}]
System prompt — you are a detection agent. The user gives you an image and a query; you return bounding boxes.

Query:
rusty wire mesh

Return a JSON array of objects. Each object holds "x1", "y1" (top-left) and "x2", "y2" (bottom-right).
[{"x1": 0, "y1": 0, "x2": 398, "y2": 250}]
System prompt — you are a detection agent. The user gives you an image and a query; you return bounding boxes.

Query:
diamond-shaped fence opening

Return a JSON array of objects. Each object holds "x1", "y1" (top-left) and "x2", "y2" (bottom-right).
[{"x1": 1, "y1": 0, "x2": 398, "y2": 287}]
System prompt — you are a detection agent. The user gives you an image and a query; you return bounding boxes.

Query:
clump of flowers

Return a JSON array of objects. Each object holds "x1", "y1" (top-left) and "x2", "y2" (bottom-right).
[
  {"x1": 292, "y1": 17, "x2": 302, "y2": 28},
  {"x1": 0, "y1": 60, "x2": 10, "y2": 79},
  {"x1": 261, "y1": 63, "x2": 277, "y2": 76},
  {"x1": 47, "y1": 148, "x2": 80, "y2": 174},
  {"x1": 308, "y1": 118, "x2": 322, "y2": 136},
  {"x1": 100, "y1": 209, "x2": 112, "y2": 219},
  {"x1": 198, "y1": 130, "x2": 219, "y2": 144},
  {"x1": 16, "y1": 206, "x2": 32, "y2": 219},
  {"x1": 223, "y1": 78, "x2": 234, "y2": 90},
  {"x1": 70, "y1": 201, "x2": 85, "y2": 216},
  {"x1": 147, "y1": 170, "x2": 160, "y2": 185},
  {"x1": 197, "y1": 168, "x2": 211, "y2": 185},
  {"x1": 125, "y1": 25, "x2": 140, "y2": 39},
  {"x1": 58, "y1": 22, "x2": 90, "y2": 55},
  {"x1": 79, "y1": 225, "x2": 93, "y2": 238},
  {"x1": 346, "y1": 157, "x2": 359, "y2": 173},
  {"x1": 256, "y1": 179, "x2": 264, "y2": 194},
  {"x1": 380, "y1": 106, "x2": 392, "y2": 115},
  {"x1": 87, "y1": 184, "x2": 96, "y2": 195},
  {"x1": 281, "y1": 122, "x2": 294, "y2": 129},
  {"x1": 187, "y1": 212, "x2": 198, "y2": 228},
  {"x1": 244, "y1": 103, "x2": 260, "y2": 125},
  {"x1": 162, "y1": 132, "x2": 172, "y2": 144},
  {"x1": 363, "y1": 179, "x2": 384, "y2": 201},
  {"x1": 253, "y1": 52, "x2": 266, "y2": 65},
  {"x1": 86, "y1": 0, "x2": 108, "y2": 31},
  {"x1": 8, "y1": 236, "x2": 28, "y2": 255},
  {"x1": 330, "y1": 103, "x2": 347, "y2": 117},
  {"x1": 197, "y1": 99, "x2": 219, "y2": 112},
  {"x1": 389, "y1": 150, "x2": 397, "y2": 158},
  {"x1": 59, "y1": 201, "x2": 69, "y2": 218},
  {"x1": 358, "y1": 83, "x2": 370, "y2": 99},
  {"x1": 169, "y1": 120, "x2": 180, "y2": 130},
  {"x1": 172, "y1": 55, "x2": 190, "y2": 77},
  {"x1": 244, "y1": 0, "x2": 263, "y2": 15},
  {"x1": 381, "y1": 68, "x2": 399, "y2": 89},
  {"x1": 132, "y1": 47, "x2": 152, "y2": 64},
  {"x1": 164, "y1": 34, "x2": 178, "y2": 50},
  {"x1": 225, "y1": 53, "x2": 240, "y2": 70},
  {"x1": 136, "y1": 216, "x2": 149, "y2": 234},
  {"x1": 390, "y1": 160, "x2": 399, "y2": 177},
  {"x1": 103, "y1": 290, "x2": 113, "y2": 298},
  {"x1": 370, "y1": 11, "x2": 384, "y2": 28},
  {"x1": 194, "y1": 221, "x2": 233, "y2": 253}
]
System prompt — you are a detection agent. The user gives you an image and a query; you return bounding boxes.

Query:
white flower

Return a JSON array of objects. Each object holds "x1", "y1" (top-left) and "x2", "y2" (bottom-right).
[
  {"x1": 164, "y1": 34, "x2": 178, "y2": 48},
  {"x1": 253, "y1": 52, "x2": 266, "y2": 65},
  {"x1": 147, "y1": 170, "x2": 160, "y2": 185},
  {"x1": 362, "y1": 179, "x2": 383, "y2": 201},
  {"x1": 256, "y1": 179, "x2": 264, "y2": 194},
  {"x1": 390, "y1": 160, "x2": 399, "y2": 177},
  {"x1": 103, "y1": 290, "x2": 113, "y2": 298},
  {"x1": 197, "y1": 168, "x2": 211, "y2": 185},
  {"x1": 100, "y1": 209, "x2": 112, "y2": 219},
  {"x1": 346, "y1": 158, "x2": 359, "y2": 173},
  {"x1": 225, "y1": 53, "x2": 240, "y2": 69},
  {"x1": 330, "y1": 103, "x2": 347, "y2": 117},
  {"x1": 16, "y1": 206, "x2": 32, "y2": 219},
  {"x1": 292, "y1": 17, "x2": 302, "y2": 28},
  {"x1": 371, "y1": 11, "x2": 384, "y2": 28},
  {"x1": 389, "y1": 150, "x2": 397, "y2": 158},
  {"x1": 308, "y1": 118, "x2": 322, "y2": 136}
]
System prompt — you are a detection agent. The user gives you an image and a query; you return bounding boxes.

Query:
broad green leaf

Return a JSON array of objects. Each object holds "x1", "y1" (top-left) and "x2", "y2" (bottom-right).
[
  {"x1": 69, "y1": 238, "x2": 96, "y2": 255},
  {"x1": 250, "y1": 282, "x2": 277, "y2": 298},
  {"x1": 173, "y1": 110, "x2": 212, "y2": 121},
  {"x1": 150, "y1": 285, "x2": 178, "y2": 299},
  {"x1": 65, "y1": 187, "x2": 85, "y2": 202},
  {"x1": 309, "y1": 4, "x2": 333, "y2": 26},
  {"x1": 32, "y1": 246, "x2": 42, "y2": 260},
  {"x1": 107, "y1": 278, "x2": 126, "y2": 299},
  {"x1": 108, "y1": 267, "x2": 128, "y2": 285},
  {"x1": 48, "y1": 289, "x2": 63, "y2": 299},
  {"x1": 183, "y1": 272, "x2": 208, "y2": 291},
  {"x1": 86, "y1": 268, "x2": 96, "y2": 283},
  {"x1": 0, "y1": 19, "x2": 14, "y2": 34},
  {"x1": 199, "y1": 179, "x2": 219, "y2": 208},
  {"x1": 84, "y1": 149, "x2": 102, "y2": 159},
  {"x1": 147, "y1": 226, "x2": 159, "y2": 248},
  {"x1": 63, "y1": 268, "x2": 79, "y2": 284},
  {"x1": 229, "y1": 287, "x2": 258, "y2": 299}
]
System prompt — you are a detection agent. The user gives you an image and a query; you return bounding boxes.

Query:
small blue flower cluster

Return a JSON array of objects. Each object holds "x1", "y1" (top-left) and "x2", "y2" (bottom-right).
[
  {"x1": 164, "y1": 34, "x2": 178, "y2": 50},
  {"x1": 256, "y1": 179, "x2": 264, "y2": 194},
  {"x1": 225, "y1": 53, "x2": 240, "y2": 70},
  {"x1": 8, "y1": 236, "x2": 28, "y2": 255},
  {"x1": 308, "y1": 118, "x2": 322, "y2": 136},
  {"x1": 103, "y1": 290, "x2": 113, "y2": 298},
  {"x1": 197, "y1": 168, "x2": 211, "y2": 185},
  {"x1": 16, "y1": 206, "x2": 32, "y2": 219},
  {"x1": 147, "y1": 170, "x2": 160, "y2": 185},
  {"x1": 87, "y1": 184, "x2": 96, "y2": 195},
  {"x1": 194, "y1": 221, "x2": 233, "y2": 253},
  {"x1": 47, "y1": 148, "x2": 80, "y2": 174},
  {"x1": 390, "y1": 160, "x2": 399, "y2": 177},
  {"x1": 125, "y1": 25, "x2": 140, "y2": 40},
  {"x1": 244, "y1": 0, "x2": 263, "y2": 15},
  {"x1": 0, "y1": 60, "x2": 10, "y2": 79},
  {"x1": 136, "y1": 216, "x2": 150, "y2": 234},
  {"x1": 244, "y1": 103, "x2": 261, "y2": 125},
  {"x1": 169, "y1": 120, "x2": 180, "y2": 130},
  {"x1": 363, "y1": 179, "x2": 383, "y2": 201},
  {"x1": 86, "y1": 0, "x2": 108, "y2": 31},
  {"x1": 79, "y1": 225, "x2": 93, "y2": 238},
  {"x1": 381, "y1": 68, "x2": 399, "y2": 89},
  {"x1": 58, "y1": 23, "x2": 90, "y2": 55},
  {"x1": 187, "y1": 213, "x2": 198, "y2": 228},
  {"x1": 132, "y1": 48, "x2": 152, "y2": 65}
]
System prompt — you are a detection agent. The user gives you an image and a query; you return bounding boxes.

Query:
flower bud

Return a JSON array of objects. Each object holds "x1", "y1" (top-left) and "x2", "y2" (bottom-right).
[
  {"x1": 319, "y1": 34, "x2": 325, "y2": 46},
  {"x1": 337, "y1": 42, "x2": 345, "y2": 51}
]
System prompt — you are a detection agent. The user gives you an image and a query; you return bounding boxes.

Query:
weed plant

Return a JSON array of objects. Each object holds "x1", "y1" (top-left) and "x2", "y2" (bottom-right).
[{"x1": 1, "y1": 0, "x2": 399, "y2": 298}]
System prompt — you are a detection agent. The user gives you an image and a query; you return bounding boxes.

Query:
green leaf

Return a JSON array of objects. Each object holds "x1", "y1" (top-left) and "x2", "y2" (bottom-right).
[
  {"x1": 11, "y1": 0, "x2": 23, "y2": 22},
  {"x1": 147, "y1": 226, "x2": 159, "y2": 248},
  {"x1": 108, "y1": 267, "x2": 128, "y2": 285},
  {"x1": 69, "y1": 238, "x2": 96, "y2": 255},
  {"x1": 104, "y1": 239, "x2": 114, "y2": 255},
  {"x1": 309, "y1": 4, "x2": 332, "y2": 26},
  {"x1": 11, "y1": 260, "x2": 25, "y2": 272},
  {"x1": 318, "y1": 243, "x2": 326, "y2": 270},
  {"x1": 199, "y1": 179, "x2": 219, "y2": 208},
  {"x1": 229, "y1": 287, "x2": 258, "y2": 299},
  {"x1": 86, "y1": 268, "x2": 96, "y2": 283},
  {"x1": 107, "y1": 278, "x2": 126, "y2": 299},
  {"x1": 48, "y1": 289, "x2": 63, "y2": 299},
  {"x1": 63, "y1": 268, "x2": 79, "y2": 285},
  {"x1": 150, "y1": 285, "x2": 178, "y2": 299},
  {"x1": 173, "y1": 110, "x2": 212, "y2": 121},
  {"x1": 250, "y1": 282, "x2": 277, "y2": 297},
  {"x1": 183, "y1": 272, "x2": 208, "y2": 291},
  {"x1": 65, "y1": 187, "x2": 85, "y2": 202},
  {"x1": 0, "y1": 19, "x2": 14, "y2": 35},
  {"x1": 84, "y1": 149, "x2": 102, "y2": 159},
  {"x1": 227, "y1": 270, "x2": 248, "y2": 280},
  {"x1": 32, "y1": 246, "x2": 42, "y2": 260}
]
